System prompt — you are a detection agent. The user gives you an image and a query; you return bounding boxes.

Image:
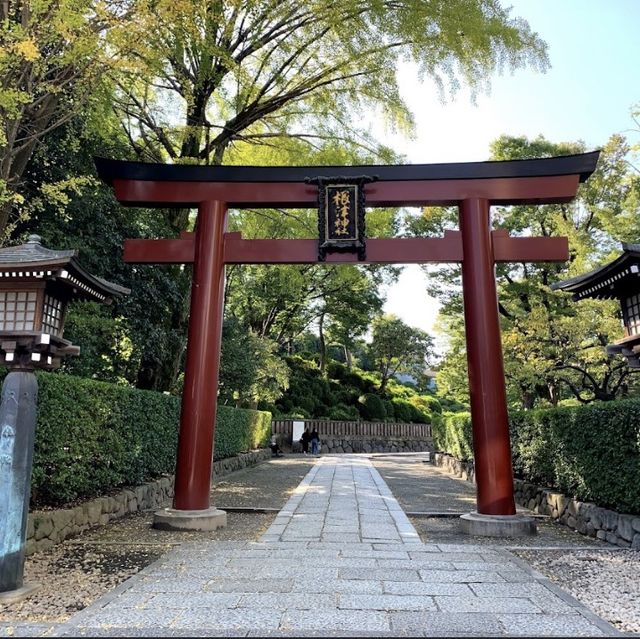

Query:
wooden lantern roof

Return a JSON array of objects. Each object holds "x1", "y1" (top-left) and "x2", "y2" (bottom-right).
[
  {"x1": 551, "y1": 244, "x2": 640, "y2": 301},
  {"x1": 0, "y1": 235, "x2": 129, "y2": 302}
]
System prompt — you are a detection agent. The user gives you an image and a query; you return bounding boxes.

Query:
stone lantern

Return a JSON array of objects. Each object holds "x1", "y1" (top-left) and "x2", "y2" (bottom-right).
[{"x1": 0, "y1": 235, "x2": 128, "y2": 601}]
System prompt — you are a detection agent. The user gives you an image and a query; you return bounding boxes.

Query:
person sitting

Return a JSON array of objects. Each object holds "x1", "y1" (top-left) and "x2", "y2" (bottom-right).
[{"x1": 270, "y1": 435, "x2": 284, "y2": 457}]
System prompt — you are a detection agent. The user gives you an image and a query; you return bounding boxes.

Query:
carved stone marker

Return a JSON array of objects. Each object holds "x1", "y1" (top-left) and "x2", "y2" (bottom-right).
[{"x1": 0, "y1": 372, "x2": 38, "y2": 599}]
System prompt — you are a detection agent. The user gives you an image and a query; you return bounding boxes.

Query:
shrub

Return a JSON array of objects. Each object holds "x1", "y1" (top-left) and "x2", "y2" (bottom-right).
[
  {"x1": 328, "y1": 403, "x2": 360, "y2": 420},
  {"x1": 326, "y1": 361, "x2": 347, "y2": 380},
  {"x1": 510, "y1": 400, "x2": 640, "y2": 514},
  {"x1": 432, "y1": 412, "x2": 473, "y2": 462},
  {"x1": 421, "y1": 396, "x2": 443, "y2": 414},
  {"x1": 22, "y1": 371, "x2": 270, "y2": 507},
  {"x1": 391, "y1": 399, "x2": 413, "y2": 423},
  {"x1": 358, "y1": 393, "x2": 386, "y2": 421},
  {"x1": 433, "y1": 400, "x2": 640, "y2": 515}
]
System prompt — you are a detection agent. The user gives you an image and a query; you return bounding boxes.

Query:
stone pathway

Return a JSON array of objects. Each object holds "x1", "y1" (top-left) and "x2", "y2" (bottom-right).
[{"x1": 50, "y1": 456, "x2": 619, "y2": 637}]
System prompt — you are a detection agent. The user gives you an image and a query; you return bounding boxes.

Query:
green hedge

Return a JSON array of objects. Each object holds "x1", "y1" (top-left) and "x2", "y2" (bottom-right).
[
  {"x1": 509, "y1": 400, "x2": 640, "y2": 515},
  {"x1": 18, "y1": 371, "x2": 270, "y2": 507},
  {"x1": 432, "y1": 411, "x2": 474, "y2": 462},
  {"x1": 432, "y1": 401, "x2": 640, "y2": 514}
]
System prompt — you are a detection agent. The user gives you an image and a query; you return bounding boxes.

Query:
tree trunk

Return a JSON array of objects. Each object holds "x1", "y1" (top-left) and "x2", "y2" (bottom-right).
[
  {"x1": 318, "y1": 312, "x2": 327, "y2": 374},
  {"x1": 344, "y1": 345, "x2": 352, "y2": 369}
]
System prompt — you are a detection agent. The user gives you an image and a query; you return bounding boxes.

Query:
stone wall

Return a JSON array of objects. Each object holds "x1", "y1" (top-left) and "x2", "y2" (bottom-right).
[
  {"x1": 26, "y1": 448, "x2": 271, "y2": 556},
  {"x1": 432, "y1": 452, "x2": 640, "y2": 549},
  {"x1": 289, "y1": 437, "x2": 433, "y2": 455}
]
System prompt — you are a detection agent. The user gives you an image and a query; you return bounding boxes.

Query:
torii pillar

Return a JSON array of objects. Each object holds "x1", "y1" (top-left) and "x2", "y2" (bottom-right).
[{"x1": 95, "y1": 151, "x2": 600, "y2": 535}]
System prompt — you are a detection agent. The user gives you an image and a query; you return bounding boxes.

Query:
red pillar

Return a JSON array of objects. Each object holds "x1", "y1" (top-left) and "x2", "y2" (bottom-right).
[
  {"x1": 459, "y1": 198, "x2": 516, "y2": 516},
  {"x1": 173, "y1": 200, "x2": 227, "y2": 511}
]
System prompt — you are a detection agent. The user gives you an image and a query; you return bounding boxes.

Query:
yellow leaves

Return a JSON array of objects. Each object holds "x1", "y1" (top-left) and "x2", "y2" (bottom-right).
[{"x1": 13, "y1": 38, "x2": 40, "y2": 61}]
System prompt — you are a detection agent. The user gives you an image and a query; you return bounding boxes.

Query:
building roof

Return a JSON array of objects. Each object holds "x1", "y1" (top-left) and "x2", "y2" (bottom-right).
[
  {"x1": 95, "y1": 151, "x2": 601, "y2": 185},
  {"x1": 551, "y1": 244, "x2": 640, "y2": 300},
  {"x1": 0, "y1": 235, "x2": 130, "y2": 302}
]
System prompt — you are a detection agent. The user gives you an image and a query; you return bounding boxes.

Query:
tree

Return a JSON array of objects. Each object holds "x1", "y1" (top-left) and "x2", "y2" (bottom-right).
[
  {"x1": 10, "y1": 0, "x2": 550, "y2": 390},
  {"x1": 16, "y1": 114, "x2": 187, "y2": 388},
  {"x1": 0, "y1": 0, "x2": 125, "y2": 241},
  {"x1": 370, "y1": 314, "x2": 433, "y2": 393},
  {"x1": 219, "y1": 318, "x2": 289, "y2": 408},
  {"x1": 99, "y1": 0, "x2": 548, "y2": 388},
  {"x1": 110, "y1": 0, "x2": 548, "y2": 173},
  {"x1": 425, "y1": 134, "x2": 640, "y2": 408}
]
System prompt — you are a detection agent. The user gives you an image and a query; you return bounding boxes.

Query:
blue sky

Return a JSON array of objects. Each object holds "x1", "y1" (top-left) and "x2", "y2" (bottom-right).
[{"x1": 383, "y1": 0, "x2": 640, "y2": 336}]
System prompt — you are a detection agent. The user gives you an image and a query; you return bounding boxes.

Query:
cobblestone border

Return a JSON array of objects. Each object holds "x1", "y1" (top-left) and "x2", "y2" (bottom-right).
[
  {"x1": 26, "y1": 449, "x2": 271, "y2": 556},
  {"x1": 433, "y1": 452, "x2": 640, "y2": 549}
]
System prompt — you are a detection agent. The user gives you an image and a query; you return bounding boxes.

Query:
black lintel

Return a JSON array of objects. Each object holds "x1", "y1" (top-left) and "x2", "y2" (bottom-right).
[{"x1": 94, "y1": 151, "x2": 600, "y2": 186}]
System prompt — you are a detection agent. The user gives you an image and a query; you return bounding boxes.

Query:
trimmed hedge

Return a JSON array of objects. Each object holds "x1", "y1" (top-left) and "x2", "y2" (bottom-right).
[
  {"x1": 10, "y1": 371, "x2": 271, "y2": 507},
  {"x1": 432, "y1": 401, "x2": 640, "y2": 515},
  {"x1": 432, "y1": 412, "x2": 473, "y2": 462}
]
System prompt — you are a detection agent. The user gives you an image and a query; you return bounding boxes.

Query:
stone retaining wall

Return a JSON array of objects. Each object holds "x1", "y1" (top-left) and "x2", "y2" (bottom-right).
[
  {"x1": 296, "y1": 437, "x2": 433, "y2": 455},
  {"x1": 432, "y1": 452, "x2": 640, "y2": 549},
  {"x1": 26, "y1": 448, "x2": 271, "y2": 556}
]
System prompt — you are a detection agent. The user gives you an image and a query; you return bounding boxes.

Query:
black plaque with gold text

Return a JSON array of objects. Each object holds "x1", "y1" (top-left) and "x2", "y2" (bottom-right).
[{"x1": 307, "y1": 175, "x2": 376, "y2": 261}]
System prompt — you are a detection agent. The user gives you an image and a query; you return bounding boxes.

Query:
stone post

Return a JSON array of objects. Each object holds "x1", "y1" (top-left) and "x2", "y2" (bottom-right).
[{"x1": 0, "y1": 371, "x2": 39, "y2": 600}]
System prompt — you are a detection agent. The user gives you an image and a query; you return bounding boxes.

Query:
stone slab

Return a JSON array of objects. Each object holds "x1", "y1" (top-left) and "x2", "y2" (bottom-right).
[
  {"x1": 497, "y1": 613, "x2": 606, "y2": 636},
  {"x1": 280, "y1": 609, "x2": 390, "y2": 633},
  {"x1": 338, "y1": 593, "x2": 437, "y2": 611},
  {"x1": 435, "y1": 595, "x2": 542, "y2": 613},
  {"x1": 390, "y1": 611, "x2": 504, "y2": 635},
  {"x1": 51, "y1": 454, "x2": 617, "y2": 638}
]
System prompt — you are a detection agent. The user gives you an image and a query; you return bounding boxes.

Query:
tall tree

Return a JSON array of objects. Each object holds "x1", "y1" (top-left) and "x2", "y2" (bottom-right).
[
  {"x1": 0, "y1": 0, "x2": 126, "y2": 241},
  {"x1": 424, "y1": 134, "x2": 640, "y2": 408},
  {"x1": 109, "y1": 0, "x2": 548, "y2": 175},
  {"x1": 370, "y1": 314, "x2": 433, "y2": 393}
]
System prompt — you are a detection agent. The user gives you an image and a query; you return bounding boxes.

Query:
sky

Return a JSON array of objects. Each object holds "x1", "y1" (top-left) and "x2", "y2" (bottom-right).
[{"x1": 382, "y1": 0, "x2": 640, "y2": 337}]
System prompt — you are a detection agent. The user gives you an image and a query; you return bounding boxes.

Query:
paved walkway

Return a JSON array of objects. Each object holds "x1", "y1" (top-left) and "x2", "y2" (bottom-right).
[{"x1": 52, "y1": 456, "x2": 619, "y2": 637}]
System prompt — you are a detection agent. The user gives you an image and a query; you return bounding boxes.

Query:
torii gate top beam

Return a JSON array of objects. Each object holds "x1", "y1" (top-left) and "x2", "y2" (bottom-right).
[{"x1": 95, "y1": 152, "x2": 599, "y2": 208}]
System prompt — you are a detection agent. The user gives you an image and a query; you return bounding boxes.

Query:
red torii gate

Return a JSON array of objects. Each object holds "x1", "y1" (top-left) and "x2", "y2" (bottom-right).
[{"x1": 96, "y1": 152, "x2": 599, "y2": 535}]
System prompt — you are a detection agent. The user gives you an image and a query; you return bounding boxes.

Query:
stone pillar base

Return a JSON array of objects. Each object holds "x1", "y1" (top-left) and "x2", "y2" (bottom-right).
[
  {"x1": 153, "y1": 507, "x2": 227, "y2": 532},
  {"x1": 460, "y1": 512, "x2": 537, "y2": 537},
  {"x1": 0, "y1": 583, "x2": 40, "y2": 603}
]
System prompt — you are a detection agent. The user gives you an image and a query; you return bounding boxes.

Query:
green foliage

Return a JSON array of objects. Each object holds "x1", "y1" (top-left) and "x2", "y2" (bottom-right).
[
  {"x1": 110, "y1": 0, "x2": 548, "y2": 170},
  {"x1": 328, "y1": 404, "x2": 360, "y2": 420},
  {"x1": 358, "y1": 393, "x2": 387, "y2": 421},
  {"x1": 274, "y1": 354, "x2": 433, "y2": 422},
  {"x1": 391, "y1": 399, "x2": 414, "y2": 423},
  {"x1": 29, "y1": 371, "x2": 270, "y2": 507},
  {"x1": 219, "y1": 318, "x2": 289, "y2": 407},
  {"x1": 370, "y1": 314, "x2": 434, "y2": 392},
  {"x1": 510, "y1": 401, "x2": 640, "y2": 514},
  {"x1": 0, "y1": 0, "x2": 123, "y2": 239},
  {"x1": 432, "y1": 412, "x2": 474, "y2": 462},
  {"x1": 214, "y1": 405, "x2": 272, "y2": 460},
  {"x1": 434, "y1": 401, "x2": 640, "y2": 514},
  {"x1": 425, "y1": 134, "x2": 640, "y2": 410}
]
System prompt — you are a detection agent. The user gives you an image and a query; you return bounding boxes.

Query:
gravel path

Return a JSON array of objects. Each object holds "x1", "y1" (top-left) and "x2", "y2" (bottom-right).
[{"x1": 516, "y1": 548, "x2": 640, "y2": 634}]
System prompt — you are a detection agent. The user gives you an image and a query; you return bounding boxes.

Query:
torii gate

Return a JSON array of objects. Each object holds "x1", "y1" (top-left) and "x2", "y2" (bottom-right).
[{"x1": 96, "y1": 151, "x2": 599, "y2": 535}]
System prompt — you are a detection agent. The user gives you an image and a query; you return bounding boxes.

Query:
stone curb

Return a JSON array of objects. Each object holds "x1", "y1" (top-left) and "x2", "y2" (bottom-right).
[{"x1": 433, "y1": 452, "x2": 640, "y2": 549}]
